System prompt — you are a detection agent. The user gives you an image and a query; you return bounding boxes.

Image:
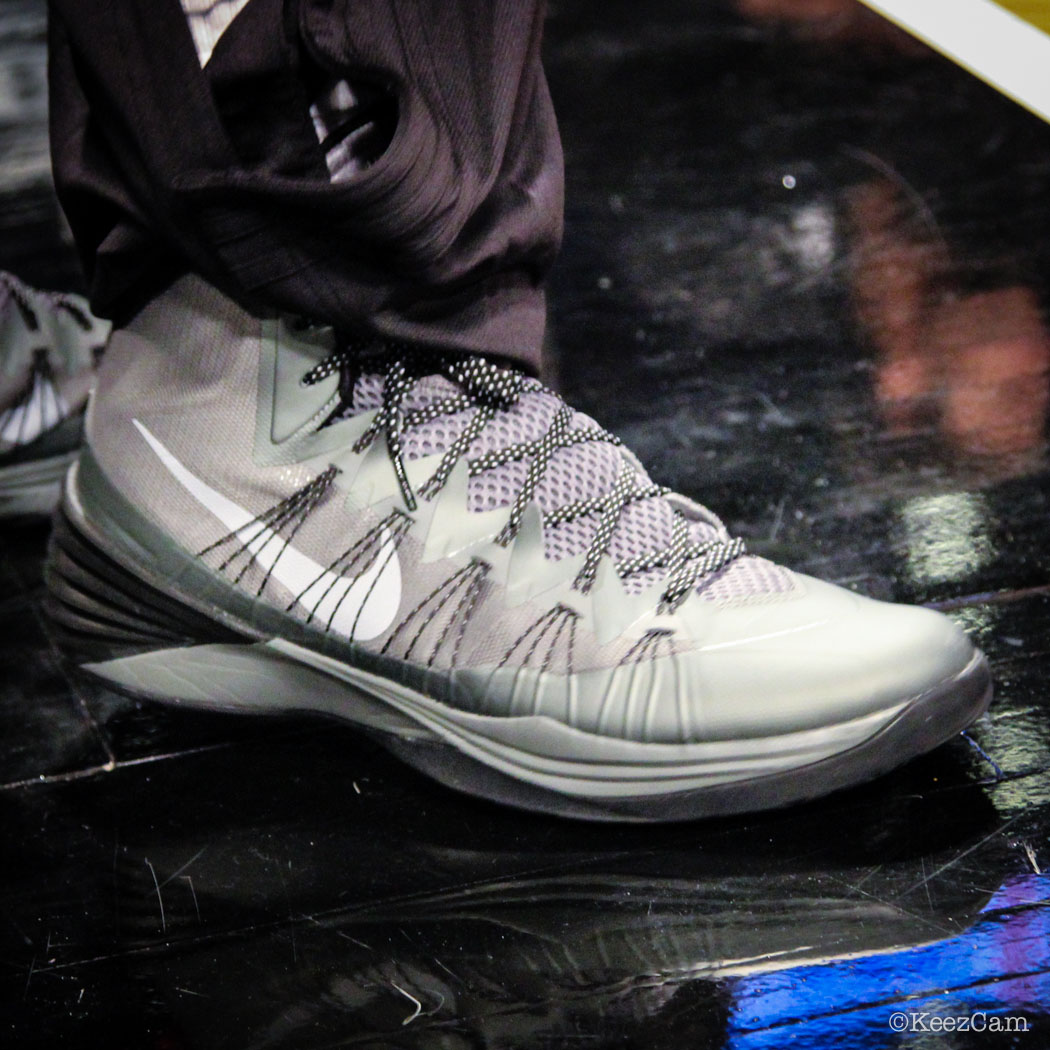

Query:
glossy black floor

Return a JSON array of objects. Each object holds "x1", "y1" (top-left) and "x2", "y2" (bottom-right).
[{"x1": 3, "y1": 1, "x2": 1050, "y2": 1046}]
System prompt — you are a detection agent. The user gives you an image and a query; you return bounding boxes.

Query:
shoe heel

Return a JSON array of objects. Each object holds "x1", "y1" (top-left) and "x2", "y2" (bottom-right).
[{"x1": 45, "y1": 506, "x2": 242, "y2": 663}]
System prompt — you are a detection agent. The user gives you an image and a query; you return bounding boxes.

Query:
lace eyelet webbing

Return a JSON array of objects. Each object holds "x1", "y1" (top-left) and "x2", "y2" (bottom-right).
[{"x1": 303, "y1": 341, "x2": 746, "y2": 611}]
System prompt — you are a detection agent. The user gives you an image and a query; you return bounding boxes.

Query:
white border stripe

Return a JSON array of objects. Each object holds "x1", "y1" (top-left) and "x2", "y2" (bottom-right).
[{"x1": 858, "y1": 0, "x2": 1050, "y2": 123}]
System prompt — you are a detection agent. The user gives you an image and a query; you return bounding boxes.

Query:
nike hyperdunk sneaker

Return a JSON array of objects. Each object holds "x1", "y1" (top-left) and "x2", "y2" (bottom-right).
[
  {"x1": 45, "y1": 276, "x2": 992, "y2": 820},
  {"x1": 0, "y1": 272, "x2": 110, "y2": 516}
]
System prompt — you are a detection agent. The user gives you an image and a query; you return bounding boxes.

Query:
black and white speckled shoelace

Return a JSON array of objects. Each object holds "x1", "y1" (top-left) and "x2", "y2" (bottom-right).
[{"x1": 303, "y1": 342, "x2": 745, "y2": 611}]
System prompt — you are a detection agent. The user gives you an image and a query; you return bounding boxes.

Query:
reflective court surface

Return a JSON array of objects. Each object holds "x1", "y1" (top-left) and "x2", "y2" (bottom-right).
[{"x1": 3, "y1": 0, "x2": 1050, "y2": 1046}]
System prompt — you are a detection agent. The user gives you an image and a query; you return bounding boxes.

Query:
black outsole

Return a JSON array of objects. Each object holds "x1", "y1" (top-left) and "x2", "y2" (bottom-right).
[{"x1": 45, "y1": 507, "x2": 246, "y2": 662}]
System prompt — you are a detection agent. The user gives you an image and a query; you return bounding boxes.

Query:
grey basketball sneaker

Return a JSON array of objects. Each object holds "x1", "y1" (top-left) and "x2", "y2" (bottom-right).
[
  {"x1": 0, "y1": 272, "x2": 110, "y2": 515},
  {"x1": 46, "y1": 276, "x2": 991, "y2": 820}
]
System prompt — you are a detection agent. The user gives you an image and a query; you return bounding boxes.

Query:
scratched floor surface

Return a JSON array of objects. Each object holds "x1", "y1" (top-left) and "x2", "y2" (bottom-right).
[{"x1": 3, "y1": 0, "x2": 1050, "y2": 1047}]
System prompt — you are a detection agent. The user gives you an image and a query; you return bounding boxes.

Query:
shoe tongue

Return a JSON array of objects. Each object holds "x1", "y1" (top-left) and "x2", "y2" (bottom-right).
[
  {"x1": 348, "y1": 372, "x2": 459, "y2": 415},
  {"x1": 346, "y1": 371, "x2": 725, "y2": 589}
]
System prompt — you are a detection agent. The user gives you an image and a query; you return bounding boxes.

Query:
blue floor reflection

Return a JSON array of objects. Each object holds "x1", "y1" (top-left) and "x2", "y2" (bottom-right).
[{"x1": 728, "y1": 874, "x2": 1050, "y2": 1048}]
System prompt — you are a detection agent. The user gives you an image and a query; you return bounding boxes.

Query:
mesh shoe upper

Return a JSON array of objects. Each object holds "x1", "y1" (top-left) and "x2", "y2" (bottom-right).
[{"x1": 328, "y1": 351, "x2": 798, "y2": 607}]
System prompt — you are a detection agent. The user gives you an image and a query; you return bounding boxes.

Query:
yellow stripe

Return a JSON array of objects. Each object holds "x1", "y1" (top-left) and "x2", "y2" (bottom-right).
[
  {"x1": 858, "y1": 0, "x2": 1050, "y2": 124},
  {"x1": 991, "y1": 1, "x2": 1050, "y2": 35}
]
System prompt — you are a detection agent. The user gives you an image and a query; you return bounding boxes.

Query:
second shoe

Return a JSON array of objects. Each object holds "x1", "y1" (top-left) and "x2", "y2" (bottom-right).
[{"x1": 0, "y1": 272, "x2": 109, "y2": 516}]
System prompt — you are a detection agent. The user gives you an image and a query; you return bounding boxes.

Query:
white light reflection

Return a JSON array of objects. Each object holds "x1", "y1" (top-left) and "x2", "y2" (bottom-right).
[
  {"x1": 900, "y1": 492, "x2": 995, "y2": 587},
  {"x1": 787, "y1": 204, "x2": 835, "y2": 272}
]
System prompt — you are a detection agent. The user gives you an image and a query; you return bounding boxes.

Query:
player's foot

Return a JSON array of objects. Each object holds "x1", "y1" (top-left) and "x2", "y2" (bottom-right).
[
  {"x1": 0, "y1": 272, "x2": 110, "y2": 516},
  {"x1": 46, "y1": 276, "x2": 991, "y2": 821}
]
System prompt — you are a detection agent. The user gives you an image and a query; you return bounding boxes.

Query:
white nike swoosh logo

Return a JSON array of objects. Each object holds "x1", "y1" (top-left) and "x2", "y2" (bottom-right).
[
  {"x1": 0, "y1": 372, "x2": 68, "y2": 446},
  {"x1": 132, "y1": 419, "x2": 401, "y2": 642}
]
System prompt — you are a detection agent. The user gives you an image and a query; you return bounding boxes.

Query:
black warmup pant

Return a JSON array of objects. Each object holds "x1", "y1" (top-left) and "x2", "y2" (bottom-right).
[{"x1": 47, "y1": 0, "x2": 563, "y2": 373}]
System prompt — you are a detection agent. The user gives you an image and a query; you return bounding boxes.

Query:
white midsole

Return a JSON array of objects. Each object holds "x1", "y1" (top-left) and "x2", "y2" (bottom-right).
[
  {"x1": 267, "y1": 637, "x2": 938, "y2": 798},
  {"x1": 86, "y1": 637, "x2": 984, "y2": 799}
]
